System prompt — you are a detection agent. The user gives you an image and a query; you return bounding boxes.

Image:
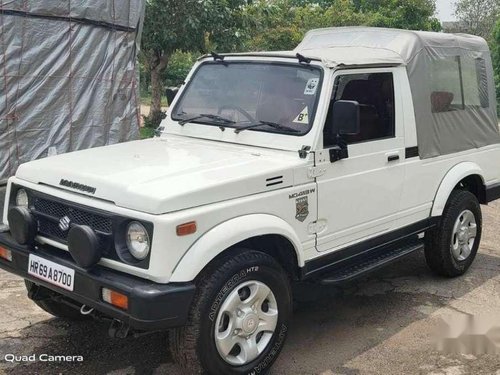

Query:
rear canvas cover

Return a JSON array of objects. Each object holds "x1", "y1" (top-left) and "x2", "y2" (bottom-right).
[
  {"x1": 0, "y1": 1, "x2": 144, "y2": 182},
  {"x1": 296, "y1": 27, "x2": 500, "y2": 158}
]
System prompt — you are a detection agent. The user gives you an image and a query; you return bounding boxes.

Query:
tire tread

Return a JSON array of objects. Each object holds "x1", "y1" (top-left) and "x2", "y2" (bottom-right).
[
  {"x1": 170, "y1": 249, "x2": 290, "y2": 374},
  {"x1": 425, "y1": 189, "x2": 482, "y2": 277}
]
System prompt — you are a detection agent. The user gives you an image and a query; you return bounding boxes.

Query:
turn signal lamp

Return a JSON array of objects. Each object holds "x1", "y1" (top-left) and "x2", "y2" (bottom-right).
[
  {"x1": 0, "y1": 246, "x2": 12, "y2": 261},
  {"x1": 102, "y1": 288, "x2": 129, "y2": 310},
  {"x1": 176, "y1": 221, "x2": 197, "y2": 236}
]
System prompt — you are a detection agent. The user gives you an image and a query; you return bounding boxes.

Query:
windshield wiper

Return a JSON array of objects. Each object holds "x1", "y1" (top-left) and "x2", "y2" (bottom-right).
[
  {"x1": 235, "y1": 121, "x2": 302, "y2": 134},
  {"x1": 178, "y1": 113, "x2": 235, "y2": 126}
]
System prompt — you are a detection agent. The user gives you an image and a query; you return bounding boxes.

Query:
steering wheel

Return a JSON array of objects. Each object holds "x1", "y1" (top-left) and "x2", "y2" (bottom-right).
[{"x1": 218, "y1": 105, "x2": 256, "y2": 124}]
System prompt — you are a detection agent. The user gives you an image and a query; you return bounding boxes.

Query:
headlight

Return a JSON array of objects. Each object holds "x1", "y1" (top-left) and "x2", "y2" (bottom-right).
[
  {"x1": 126, "y1": 222, "x2": 150, "y2": 260},
  {"x1": 15, "y1": 189, "x2": 29, "y2": 208}
]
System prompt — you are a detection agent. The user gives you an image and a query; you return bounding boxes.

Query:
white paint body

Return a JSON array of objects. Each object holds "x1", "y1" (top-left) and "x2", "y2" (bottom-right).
[{"x1": 3, "y1": 55, "x2": 500, "y2": 284}]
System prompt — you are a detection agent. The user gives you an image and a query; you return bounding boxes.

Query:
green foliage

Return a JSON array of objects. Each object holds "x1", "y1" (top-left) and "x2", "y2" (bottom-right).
[
  {"x1": 138, "y1": 60, "x2": 149, "y2": 97},
  {"x1": 141, "y1": 0, "x2": 249, "y2": 126},
  {"x1": 139, "y1": 94, "x2": 168, "y2": 107},
  {"x1": 242, "y1": 0, "x2": 368, "y2": 51},
  {"x1": 493, "y1": 19, "x2": 500, "y2": 114},
  {"x1": 455, "y1": 0, "x2": 499, "y2": 38},
  {"x1": 143, "y1": 111, "x2": 166, "y2": 128},
  {"x1": 141, "y1": 0, "x2": 207, "y2": 62},
  {"x1": 354, "y1": 0, "x2": 442, "y2": 31},
  {"x1": 140, "y1": 127, "x2": 156, "y2": 139},
  {"x1": 163, "y1": 51, "x2": 196, "y2": 87},
  {"x1": 236, "y1": 0, "x2": 441, "y2": 51}
]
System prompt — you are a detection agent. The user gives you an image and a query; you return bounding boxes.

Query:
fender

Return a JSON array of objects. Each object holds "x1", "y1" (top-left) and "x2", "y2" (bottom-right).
[
  {"x1": 169, "y1": 214, "x2": 304, "y2": 283},
  {"x1": 431, "y1": 162, "x2": 484, "y2": 217}
]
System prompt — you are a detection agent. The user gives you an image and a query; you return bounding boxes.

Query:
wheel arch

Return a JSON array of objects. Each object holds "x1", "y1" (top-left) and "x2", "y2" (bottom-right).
[
  {"x1": 169, "y1": 214, "x2": 304, "y2": 283},
  {"x1": 431, "y1": 162, "x2": 486, "y2": 217}
]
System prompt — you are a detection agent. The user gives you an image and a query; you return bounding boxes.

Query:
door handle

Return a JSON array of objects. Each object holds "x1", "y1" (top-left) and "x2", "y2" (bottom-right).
[{"x1": 387, "y1": 154, "x2": 400, "y2": 162}]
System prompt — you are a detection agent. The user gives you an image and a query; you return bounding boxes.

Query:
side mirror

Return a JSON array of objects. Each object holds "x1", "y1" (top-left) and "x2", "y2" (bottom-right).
[
  {"x1": 328, "y1": 100, "x2": 360, "y2": 163},
  {"x1": 331, "y1": 100, "x2": 360, "y2": 136}
]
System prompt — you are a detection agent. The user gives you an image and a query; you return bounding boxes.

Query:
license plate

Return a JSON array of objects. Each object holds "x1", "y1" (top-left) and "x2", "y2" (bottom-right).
[{"x1": 28, "y1": 254, "x2": 75, "y2": 291}]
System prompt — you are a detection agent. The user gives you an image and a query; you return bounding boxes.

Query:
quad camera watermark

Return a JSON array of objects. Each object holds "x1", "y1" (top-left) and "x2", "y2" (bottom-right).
[{"x1": 3, "y1": 354, "x2": 84, "y2": 363}]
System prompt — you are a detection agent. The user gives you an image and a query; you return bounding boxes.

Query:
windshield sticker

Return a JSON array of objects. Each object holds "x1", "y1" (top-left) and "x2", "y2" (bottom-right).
[
  {"x1": 293, "y1": 107, "x2": 309, "y2": 124},
  {"x1": 304, "y1": 78, "x2": 319, "y2": 95}
]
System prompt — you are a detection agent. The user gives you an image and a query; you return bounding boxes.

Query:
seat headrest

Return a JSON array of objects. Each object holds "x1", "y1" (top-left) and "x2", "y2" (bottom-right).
[{"x1": 431, "y1": 91, "x2": 454, "y2": 113}]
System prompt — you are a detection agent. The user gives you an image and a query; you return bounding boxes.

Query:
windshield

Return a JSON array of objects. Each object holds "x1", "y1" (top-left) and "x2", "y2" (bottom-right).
[{"x1": 171, "y1": 62, "x2": 323, "y2": 136}]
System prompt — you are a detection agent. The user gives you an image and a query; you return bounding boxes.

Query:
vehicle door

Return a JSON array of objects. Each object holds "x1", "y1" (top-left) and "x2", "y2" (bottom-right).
[{"x1": 315, "y1": 68, "x2": 406, "y2": 252}]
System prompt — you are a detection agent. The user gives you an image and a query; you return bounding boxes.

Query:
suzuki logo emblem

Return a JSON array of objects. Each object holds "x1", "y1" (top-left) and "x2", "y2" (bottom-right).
[{"x1": 58, "y1": 216, "x2": 71, "y2": 231}]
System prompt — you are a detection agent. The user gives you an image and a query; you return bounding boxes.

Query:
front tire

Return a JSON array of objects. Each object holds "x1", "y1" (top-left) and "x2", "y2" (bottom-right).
[
  {"x1": 170, "y1": 249, "x2": 292, "y2": 375},
  {"x1": 425, "y1": 190, "x2": 482, "y2": 277}
]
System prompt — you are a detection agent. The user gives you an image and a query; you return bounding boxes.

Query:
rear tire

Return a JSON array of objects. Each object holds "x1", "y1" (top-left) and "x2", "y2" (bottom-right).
[
  {"x1": 25, "y1": 280, "x2": 88, "y2": 320},
  {"x1": 170, "y1": 249, "x2": 292, "y2": 375},
  {"x1": 425, "y1": 190, "x2": 482, "y2": 277}
]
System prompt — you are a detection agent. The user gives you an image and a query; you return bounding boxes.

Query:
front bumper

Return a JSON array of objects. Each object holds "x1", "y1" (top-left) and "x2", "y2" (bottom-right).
[{"x1": 0, "y1": 231, "x2": 196, "y2": 331}]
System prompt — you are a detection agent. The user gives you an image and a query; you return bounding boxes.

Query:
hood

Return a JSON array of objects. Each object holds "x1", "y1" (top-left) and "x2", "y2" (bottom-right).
[{"x1": 16, "y1": 136, "x2": 304, "y2": 214}]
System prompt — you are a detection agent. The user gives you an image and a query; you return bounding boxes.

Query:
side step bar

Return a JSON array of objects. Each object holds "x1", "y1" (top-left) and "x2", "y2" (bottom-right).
[{"x1": 319, "y1": 238, "x2": 424, "y2": 285}]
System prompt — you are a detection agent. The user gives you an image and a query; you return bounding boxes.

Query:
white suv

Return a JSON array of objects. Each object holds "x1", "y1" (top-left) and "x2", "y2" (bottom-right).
[{"x1": 1, "y1": 27, "x2": 500, "y2": 374}]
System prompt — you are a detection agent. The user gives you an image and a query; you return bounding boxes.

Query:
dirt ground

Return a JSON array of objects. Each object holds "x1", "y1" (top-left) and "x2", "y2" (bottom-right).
[
  {"x1": 1, "y1": 187, "x2": 500, "y2": 374},
  {"x1": 140, "y1": 105, "x2": 167, "y2": 117}
]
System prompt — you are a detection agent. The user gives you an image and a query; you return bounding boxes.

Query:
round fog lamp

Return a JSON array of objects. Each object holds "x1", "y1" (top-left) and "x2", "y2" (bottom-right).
[
  {"x1": 126, "y1": 222, "x2": 150, "y2": 260},
  {"x1": 16, "y1": 189, "x2": 29, "y2": 208}
]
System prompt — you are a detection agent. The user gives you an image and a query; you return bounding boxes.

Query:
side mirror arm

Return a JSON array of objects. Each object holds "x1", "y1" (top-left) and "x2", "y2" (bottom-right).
[
  {"x1": 329, "y1": 135, "x2": 348, "y2": 162},
  {"x1": 154, "y1": 126, "x2": 164, "y2": 137}
]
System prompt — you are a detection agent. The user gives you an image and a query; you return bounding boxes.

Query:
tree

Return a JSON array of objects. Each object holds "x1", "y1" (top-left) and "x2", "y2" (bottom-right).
[
  {"x1": 142, "y1": 0, "x2": 205, "y2": 126},
  {"x1": 353, "y1": 0, "x2": 441, "y2": 31},
  {"x1": 455, "y1": 0, "x2": 500, "y2": 38},
  {"x1": 244, "y1": 0, "x2": 441, "y2": 51},
  {"x1": 141, "y1": 0, "x2": 247, "y2": 127},
  {"x1": 163, "y1": 51, "x2": 196, "y2": 88},
  {"x1": 492, "y1": 19, "x2": 500, "y2": 113}
]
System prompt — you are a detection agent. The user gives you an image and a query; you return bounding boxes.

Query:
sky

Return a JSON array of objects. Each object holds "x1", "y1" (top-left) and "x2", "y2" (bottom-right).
[{"x1": 436, "y1": 0, "x2": 457, "y2": 21}]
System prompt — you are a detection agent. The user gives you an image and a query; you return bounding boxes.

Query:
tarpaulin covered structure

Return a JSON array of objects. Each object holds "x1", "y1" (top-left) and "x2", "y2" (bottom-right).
[
  {"x1": 296, "y1": 27, "x2": 500, "y2": 159},
  {"x1": 0, "y1": 0, "x2": 144, "y2": 182}
]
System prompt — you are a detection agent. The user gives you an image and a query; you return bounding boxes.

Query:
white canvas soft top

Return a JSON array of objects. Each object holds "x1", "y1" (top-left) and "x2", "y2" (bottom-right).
[
  {"x1": 295, "y1": 27, "x2": 499, "y2": 158},
  {"x1": 295, "y1": 27, "x2": 489, "y2": 66}
]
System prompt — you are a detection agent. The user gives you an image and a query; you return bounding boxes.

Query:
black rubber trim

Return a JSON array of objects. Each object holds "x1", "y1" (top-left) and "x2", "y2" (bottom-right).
[
  {"x1": 485, "y1": 182, "x2": 500, "y2": 203},
  {"x1": 0, "y1": 231, "x2": 195, "y2": 331},
  {"x1": 1, "y1": 9, "x2": 136, "y2": 33},
  {"x1": 405, "y1": 146, "x2": 419, "y2": 159},
  {"x1": 198, "y1": 52, "x2": 322, "y2": 62},
  {"x1": 302, "y1": 218, "x2": 438, "y2": 279}
]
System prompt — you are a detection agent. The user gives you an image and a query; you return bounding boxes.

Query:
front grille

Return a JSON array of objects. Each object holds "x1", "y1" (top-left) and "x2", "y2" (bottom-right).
[
  {"x1": 8, "y1": 184, "x2": 152, "y2": 269},
  {"x1": 32, "y1": 197, "x2": 113, "y2": 247}
]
